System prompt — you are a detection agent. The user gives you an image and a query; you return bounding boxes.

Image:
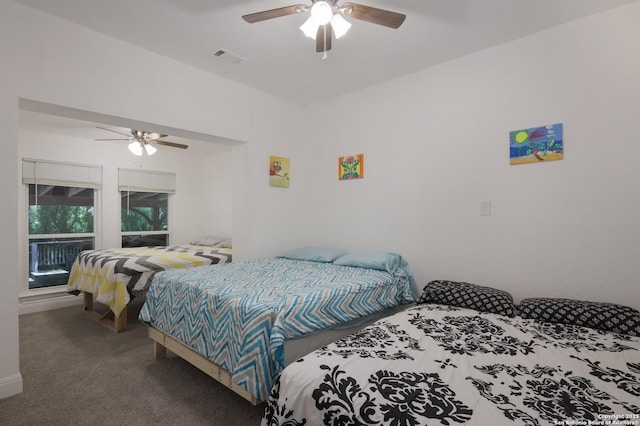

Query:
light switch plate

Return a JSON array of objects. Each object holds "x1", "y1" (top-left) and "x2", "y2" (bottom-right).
[{"x1": 480, "y1": 201, "x2": 491, "y2": 216}]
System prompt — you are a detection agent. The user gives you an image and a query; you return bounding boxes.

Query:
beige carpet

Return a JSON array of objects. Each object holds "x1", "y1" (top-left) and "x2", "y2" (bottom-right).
[{"x1": 0, "y1": 300, "x2": 266, "y2": 426}]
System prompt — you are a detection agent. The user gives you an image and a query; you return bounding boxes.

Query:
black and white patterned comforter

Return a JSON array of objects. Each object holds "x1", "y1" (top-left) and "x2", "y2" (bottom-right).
[{"x1": 263, "y1": 304, "x2": 640, "y2": 425}]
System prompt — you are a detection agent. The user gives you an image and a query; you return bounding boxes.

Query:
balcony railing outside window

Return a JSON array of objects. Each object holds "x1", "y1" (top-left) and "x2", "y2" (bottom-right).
[{"x1": 28, "y1": 237, "x2": 94, "y2": 288}]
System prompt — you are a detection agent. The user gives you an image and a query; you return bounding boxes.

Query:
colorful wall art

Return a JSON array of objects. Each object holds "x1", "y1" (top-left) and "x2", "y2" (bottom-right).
[
  {"x1": 269, "y1": 155, "x2": 290, "y2": 187},
  {"x1": 338, "y1": 154, "x2": 364, "y2": 180},
  {"x1": 510, "y1": 123, "x2": 563, "y2": 165}
]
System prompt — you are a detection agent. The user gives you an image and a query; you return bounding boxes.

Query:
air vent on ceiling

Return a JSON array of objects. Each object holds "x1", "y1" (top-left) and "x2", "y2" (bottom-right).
[{"x1": 211, "y1": 49, "x2": 246, "y2": 64}]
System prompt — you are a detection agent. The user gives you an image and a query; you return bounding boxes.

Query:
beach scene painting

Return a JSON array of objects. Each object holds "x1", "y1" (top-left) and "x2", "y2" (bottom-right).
[
  {"x1": 510, "y1": 123, "x2": 563, "y2": 165},
  {"x1": 269, "y1": 155, "x2": 290, "y2": 187}
]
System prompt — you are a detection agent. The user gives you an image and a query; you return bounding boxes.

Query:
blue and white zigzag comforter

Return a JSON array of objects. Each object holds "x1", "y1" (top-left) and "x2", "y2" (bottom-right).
[{"x1": 138, "y1": 257, "x2": 415, "y2": 401}]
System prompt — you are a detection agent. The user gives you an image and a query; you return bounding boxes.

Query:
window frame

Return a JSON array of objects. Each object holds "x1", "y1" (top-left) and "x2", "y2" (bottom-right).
[
  {"x1": 24, "y1": 184, "x2": 100, "y2": 295},
  {"x1": 21, "y1": 158, "x2": 102, "y2": 297},
  {"x1": 118, "y1": 168, "x2": 175, "y2": 248},
  {"x1": 120, "y1": 190, "x2": 171, "y2": 247}
]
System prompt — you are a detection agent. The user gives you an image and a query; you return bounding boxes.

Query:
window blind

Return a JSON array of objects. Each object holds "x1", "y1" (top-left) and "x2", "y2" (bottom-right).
[
  {"x1": 22, "y1": 158, "x2": 102, "y2": 189},
  {"x1": 118, "y1": 168, "x2": 176, "y2": 194}
]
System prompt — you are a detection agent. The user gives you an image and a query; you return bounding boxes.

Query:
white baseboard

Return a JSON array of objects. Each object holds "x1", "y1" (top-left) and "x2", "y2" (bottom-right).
[
  {"x1": 0, "y1": 373, "x2": 23, "y2": 400},
  {"x1": 19, "y1": 292, "x2": 83, "y2": 315}
]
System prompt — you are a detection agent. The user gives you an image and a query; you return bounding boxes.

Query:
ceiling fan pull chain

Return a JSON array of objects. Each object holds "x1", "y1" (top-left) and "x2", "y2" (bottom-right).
[{"x1": 322, "y1": 25, "x2": 328, "y2": 60}]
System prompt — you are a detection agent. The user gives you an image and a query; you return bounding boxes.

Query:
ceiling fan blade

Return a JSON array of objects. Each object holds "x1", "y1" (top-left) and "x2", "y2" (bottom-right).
[
  {"x1": 316, "y1": 25, "x2": 332, "y2": 53},
  {"x1": 155, "y1": 140, "x2": 189, "y2": 150},
  {"x1": 341, "y1": 2, "x2": 406, "y2": 29},
  {"x1": 96, "y1": 126, "x2": 131, "y2": 137},
  {"x1": 242, "y1": 4, "x2": 307, "y2": 23},
  {"x1": 95, "y1": 138, "x2": 131, "y2": 141}
]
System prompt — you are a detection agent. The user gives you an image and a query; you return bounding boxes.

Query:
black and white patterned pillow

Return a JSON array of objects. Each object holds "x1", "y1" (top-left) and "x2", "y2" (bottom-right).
[
  {"x1": 518, "y1": 298, "x2": 640, "y2": 337},
  {"x1": 417, "y1": 280, "x2": 516, "y2": 317}
]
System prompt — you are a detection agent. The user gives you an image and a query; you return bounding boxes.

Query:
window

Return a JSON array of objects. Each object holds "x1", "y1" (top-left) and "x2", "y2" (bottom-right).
[
  {"x1": 27, "y1": 185, "x2": 96, "y2": 289},
  {"x1": 119, "y1": 168, "x2": 175, "y2": 248},
  {"x1": 121, "y1": 191, "x2": 169, "y2": 247},
  {"x1": 23, "y1": 159, "x2": 102, "y2": 290}
]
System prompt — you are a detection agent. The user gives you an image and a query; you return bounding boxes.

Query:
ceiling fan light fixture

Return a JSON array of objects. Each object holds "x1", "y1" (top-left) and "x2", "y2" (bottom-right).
[
  {"x1": 310, "y1": 1, "x2": 333, "y2": 25},
  {"x1": 300, "y1": 16, "x2": 319, "y2": 39},
  {"x1": 331, "y1": 13, "x2": 351, "y2": 39},
  {"x1": 144, "y1": 143, "x2": 157, "y2": 156},
  {"x1": 243, "y1": 2, "x2": 406, "y2": 55},
  {"x1": 128, "y1": 141, "x2": 143, "y2": 156}
]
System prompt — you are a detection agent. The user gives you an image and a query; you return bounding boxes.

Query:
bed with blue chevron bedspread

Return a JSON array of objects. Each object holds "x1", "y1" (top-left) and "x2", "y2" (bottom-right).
[{"x1": 138, "y1": 257, "x2": 416, "y2": 401}]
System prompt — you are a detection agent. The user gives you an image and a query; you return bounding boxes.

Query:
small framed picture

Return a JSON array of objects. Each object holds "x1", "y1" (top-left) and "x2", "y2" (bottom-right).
[
  {"x1": 338, "y1": 154, "x2": 364, "y2": 180},
  {"x1": 510, "y1": 123, "x2": 563, "y2": 165},
  {"x1": 269, "y1": 155, "x2": 290, "y2": 187}
]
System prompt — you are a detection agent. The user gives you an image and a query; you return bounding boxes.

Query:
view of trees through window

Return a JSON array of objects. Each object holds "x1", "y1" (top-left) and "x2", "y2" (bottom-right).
[
  {"x1": 26, "y1": 185, "x2": 171, "y2": 289},
  {"x1": 121, "y1": 191, "x2": 169, "y2": 247},
  {"x1": 28, "y1": 184, "x2": 95, "y2": 289},
  {"x1": 29, "y1": 195, "x2": 94, "y2": 235}
]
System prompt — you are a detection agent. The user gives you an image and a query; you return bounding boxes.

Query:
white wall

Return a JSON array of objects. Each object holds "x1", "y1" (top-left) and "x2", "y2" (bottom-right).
[
  {"x1": 203, "y1": 150, "x2": 233, "y2": 238},
  {"x1": 0, "y1": 0, "x2": 306, "y2": 399},
  {"x1": 302, "y1": 2, "x2": 640, "y2": 308},
  {"x1": 0, "y1": 94, "x2": 23, "y2": 399}
]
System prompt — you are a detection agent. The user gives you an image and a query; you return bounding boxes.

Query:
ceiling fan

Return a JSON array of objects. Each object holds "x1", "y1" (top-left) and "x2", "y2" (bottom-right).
[
  {"x1": 242, "y1": 1, "x2": 405, "y2": 58},
  {"x1": 95, "y1": 127, "x2": 188, "y2": 156}
]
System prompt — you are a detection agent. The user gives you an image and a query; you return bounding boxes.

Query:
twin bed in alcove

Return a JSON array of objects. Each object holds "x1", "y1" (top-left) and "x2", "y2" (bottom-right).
[{"x1": 67, "y1": 236, "x2": 232, "y2": 332}]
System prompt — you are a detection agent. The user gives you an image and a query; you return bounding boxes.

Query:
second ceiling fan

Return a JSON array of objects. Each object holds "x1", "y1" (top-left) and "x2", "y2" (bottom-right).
[
  {"x1": 96, "y1": 127, "x2": 188, "y2": 156},
  {"x1": 242, "y1": 1, "x2": 405, "y2": 57}
]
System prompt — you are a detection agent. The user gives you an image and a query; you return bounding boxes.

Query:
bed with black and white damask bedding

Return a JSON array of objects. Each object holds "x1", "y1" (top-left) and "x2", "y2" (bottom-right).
[{"x1": 263, "y1": 282, "x2": 640, "y2": 425}]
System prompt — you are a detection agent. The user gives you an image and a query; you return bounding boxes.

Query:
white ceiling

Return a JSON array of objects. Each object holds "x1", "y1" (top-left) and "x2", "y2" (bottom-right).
[
  {"x1": 14, "y1": 0, "x2": 638, "y2": 150},
  {"x1": 12, "y1": 0, "x2": 638, "y2": 106}
]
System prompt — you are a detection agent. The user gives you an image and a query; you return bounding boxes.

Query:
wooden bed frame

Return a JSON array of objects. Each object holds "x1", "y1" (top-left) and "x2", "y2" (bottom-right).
[
  {"x1": 83, "y1": 291, "x2": 128, "y2": 333},
  {"x1": 145, "y1": 305, "x2": 409, "y2": 405},
  {"x1": 148, "y1": 326, "x2": 259, "y2": 405}
]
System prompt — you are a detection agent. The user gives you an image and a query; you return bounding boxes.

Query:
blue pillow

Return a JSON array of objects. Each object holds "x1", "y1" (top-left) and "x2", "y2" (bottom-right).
[
  {"x1": 278, "y1": 246, "x2": 348, "y2": 263},
  {"x1": 333, "y1": 251, "x2": 403, "y2": 273},
  {"x1": 334, "y1": 251, "x2": 416, "y2": 301}
]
